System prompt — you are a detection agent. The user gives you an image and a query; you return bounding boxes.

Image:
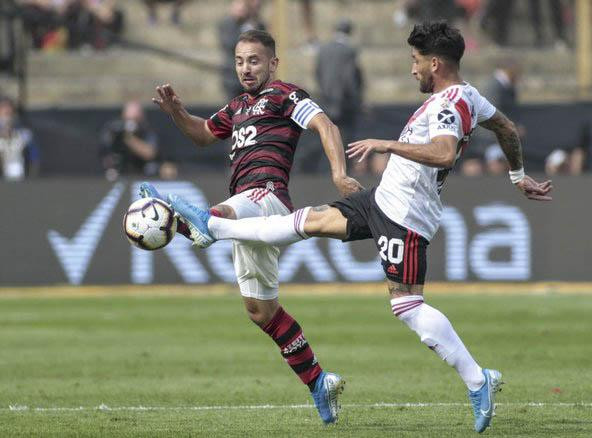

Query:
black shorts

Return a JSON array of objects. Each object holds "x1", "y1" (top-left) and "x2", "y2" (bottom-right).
[{"x1": 330, "y1": 188, "x2": 429, "y2": 285}]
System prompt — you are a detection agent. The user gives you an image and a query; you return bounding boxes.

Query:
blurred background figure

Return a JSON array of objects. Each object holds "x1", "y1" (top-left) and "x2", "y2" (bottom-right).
[
  {"x1": 545, "y1": 148, "x2": 571, "y2": 175},
  {"x1": 484, "y1": 144, "x2": 508, "y2": 175},
  {"x1": 472, "y1": 58, "x2": 525, "y2": 170},
  {"x1": 459, "y1": 154, "x2": 484, "y2": 177},
  {"x1": 18, "y1": 0, "x2": 73, "y2": 50},
  {"x1": 100, "y1": 100, "x2": 159, "y2": 181},
  {"x1": 315, "y1": 18, "x2": 364, "y2": 173},
  {"x1": 484, "y1": 59, "x2": 523, "y2": 122},
  {"x1": 298, "y1": 0, "x2": 318, "y2": 51},
  {"x1": 143, "y1": 0, "x2": 188, "y2": 26},
  {"x1": 0, "y1": 97, "x2": 40, "y2": 181},
  {"x1": 218, "y1": 0, "x2": 266, "y2": 101},
  {"x1": 529, "y1": 0, "x2": 571, "y2": 49},
  {"x1": 18, "y1": 0, "x2": 124, "y2": 50}
]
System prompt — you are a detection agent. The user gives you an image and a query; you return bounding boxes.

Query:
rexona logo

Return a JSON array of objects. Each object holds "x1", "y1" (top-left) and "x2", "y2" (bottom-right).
[
  {"x1": 48, "y1": 183, "x2": 126, "y2": 285},
  {"x1": 47, "y1": 182, "x2": 531, "y2": 284}
]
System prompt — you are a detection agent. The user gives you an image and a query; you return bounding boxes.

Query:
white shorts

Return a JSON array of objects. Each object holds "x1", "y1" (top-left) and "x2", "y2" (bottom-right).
[{"x1": 220, "y1": 188, "x2": 291, "y2": 300}]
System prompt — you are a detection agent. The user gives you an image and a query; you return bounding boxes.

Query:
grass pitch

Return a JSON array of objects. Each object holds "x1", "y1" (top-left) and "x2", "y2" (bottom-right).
[{"x1": 0, "y1": 287, "x2": 591, "y2": 437}]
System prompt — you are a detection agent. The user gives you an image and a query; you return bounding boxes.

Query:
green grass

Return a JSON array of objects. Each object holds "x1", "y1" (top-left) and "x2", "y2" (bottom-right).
[{"x1": 0, "y1": 291, "x2": 591, "y2": 437}]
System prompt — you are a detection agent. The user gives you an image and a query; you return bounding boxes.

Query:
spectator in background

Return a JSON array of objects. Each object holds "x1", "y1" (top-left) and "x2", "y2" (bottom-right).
[
  {"x1": 17, "y1": 0, "x2": 123, "y2": 50},
  {"x1": 299, "y1": 0, "x2": 318, "y2": 51},
  {"x1": 480, "y1": 0, "x2": 513, "y2": 46},
  {"x1": 472, "y1": 59, "x2": 525, "y2": 171},
  {"x1": 66, "y1": 0, "x2": 124, "y2": 50},
  {"x1": 529, "y1": 0, "x2": 571, "y2": 49},
  {"x1": 0, "y1": 97, "x2": 40, "y2": 181},
  {"x1": 18, "y1": 0, "x2": 73, "y2": 49},
  {"x1": 315, "y1": 19, "x2": 364, "y2": 173},
  {"x1": 218, "y1": 0, "x2": 266, "y2": 101},
  {"x1": 570, "y1": 121, "x2": 591, "y2": 174},
  {"x1": 484, "y1": 144, "x2": 508, "y2": 175},
  {"x1": 100, "y1": 101, "x2": 159, "y2": 181},
  {"x1": 143, "y1": 0, "x2": 188, "y2": 26},
  {"x1": 545, "y1": 149, "x2": 571, "y2": 175}
]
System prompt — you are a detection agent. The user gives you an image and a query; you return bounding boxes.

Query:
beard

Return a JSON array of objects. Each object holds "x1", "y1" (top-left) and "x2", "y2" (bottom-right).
[
  {"x1": 419, "y1": 75, "x2": 434, "y2": 93},
  {"x1": 243, "y1": 71, "x2": 270, "y2": 95}
]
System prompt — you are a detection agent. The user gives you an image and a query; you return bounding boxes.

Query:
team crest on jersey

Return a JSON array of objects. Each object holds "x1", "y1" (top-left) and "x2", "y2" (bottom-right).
[
  {"x1": 437, "y1": 109, "x2": 455, "y2": 125},
  {"x1": 249, "y1": 98, "x2": 269, "y2": 116},
  {"x1": 440, "y1": 98, "x2": 451, "y2": 109}
]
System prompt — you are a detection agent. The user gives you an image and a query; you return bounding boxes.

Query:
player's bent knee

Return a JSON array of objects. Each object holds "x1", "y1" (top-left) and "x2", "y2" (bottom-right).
[
  {"x1": 243, "y1": 298, "x2": 279, "y2": 327},
  {"x1": 303, "y1": 205, "x2": 347, "y2": 239}
]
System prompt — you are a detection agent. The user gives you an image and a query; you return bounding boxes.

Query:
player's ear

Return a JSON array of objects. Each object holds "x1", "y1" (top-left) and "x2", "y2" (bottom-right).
[
  {"x1": 430, "y1": 56, "x2": 439, "y2": 72},
  {"x1": 269, "y1": 56, "x2": 279, "y2": 73}
]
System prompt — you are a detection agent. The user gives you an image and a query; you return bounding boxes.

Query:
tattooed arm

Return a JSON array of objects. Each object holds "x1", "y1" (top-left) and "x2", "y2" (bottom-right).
[
  {"x1": 478, "y1": 110, "x2": 523, "y2": 170},
  {"x1": 479, "y1": 110, "x2": 553, "y2": 201}
]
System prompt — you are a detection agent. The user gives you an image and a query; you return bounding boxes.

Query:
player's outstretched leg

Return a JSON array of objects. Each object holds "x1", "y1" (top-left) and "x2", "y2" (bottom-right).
[
  {"x1": 469, "y1": 369, "x2": 503, "y2": 433},
  {"x1": 139, "y1": 182, "x2": 165, "y2": 201},
  {"x1": 168, "y1": 194, "x2": 215, "y2": 247},
  {"x1": 169, "y1": 194, "x2": 312, "y2": 248},
  {"x1": 390, "y1": 294, "x2": 502, "y2": 432},
  {"x1": 140, "y1": 183, "x2": 194, "y2": 241}
]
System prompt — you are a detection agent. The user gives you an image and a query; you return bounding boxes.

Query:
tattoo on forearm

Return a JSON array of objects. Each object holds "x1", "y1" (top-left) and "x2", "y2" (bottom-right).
[
  {"x1": 479, "y1": 111, "x2": 523, "y2": 169},
  {"x1": 312, "y1": 205, "x2": 330, "y2": 212}
]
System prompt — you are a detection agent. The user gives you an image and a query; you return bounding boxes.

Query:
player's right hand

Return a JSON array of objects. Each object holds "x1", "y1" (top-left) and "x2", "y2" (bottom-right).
[
  {"x1": 515, "y1": 175, "x2": 553, "y2": 201},
  {"x1": 152, "y1": 84, "x2": 184, "y2": 115}
]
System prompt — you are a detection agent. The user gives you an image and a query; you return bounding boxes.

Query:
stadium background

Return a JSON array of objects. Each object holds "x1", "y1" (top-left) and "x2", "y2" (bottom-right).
[{"x1": 0, "y1": 1, "x2": 591, "y2": 437}]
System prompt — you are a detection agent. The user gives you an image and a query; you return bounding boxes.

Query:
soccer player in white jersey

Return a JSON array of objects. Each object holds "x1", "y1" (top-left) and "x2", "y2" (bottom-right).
[{"x1": 169, "y1": 22, "x2": 553, "y2": 432}]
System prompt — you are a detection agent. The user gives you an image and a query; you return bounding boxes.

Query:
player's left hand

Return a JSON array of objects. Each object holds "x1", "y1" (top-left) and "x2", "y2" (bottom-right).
[
  {"x1": 515, "y1": 175, "x2": 553, "y2": 201},
  {"x1": 333, "y1": 175, "x2": 364, "y2": 197},
  {"x1": 347, "y1": 139, "x2": 393, "y2": 162}
]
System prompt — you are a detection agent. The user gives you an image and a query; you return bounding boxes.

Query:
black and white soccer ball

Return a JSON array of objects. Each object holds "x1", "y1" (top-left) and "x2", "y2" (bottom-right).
[{"x1": 123, "y1": 197, "x2": 177, "y2": 250}]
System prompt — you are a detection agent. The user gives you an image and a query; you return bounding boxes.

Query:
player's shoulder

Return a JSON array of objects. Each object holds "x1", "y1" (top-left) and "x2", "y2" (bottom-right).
[{"x1": 262, "y1": 80, "x2": 309, "y2": 99}]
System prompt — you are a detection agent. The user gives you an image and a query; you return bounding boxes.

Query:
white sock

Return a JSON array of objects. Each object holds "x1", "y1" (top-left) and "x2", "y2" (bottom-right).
[
  {"x1": 208, "y1": 207, "x2": 311, "y2": 245},
  {"x1": 391, "y1": 295, "x2": 485, "y2": 391}
]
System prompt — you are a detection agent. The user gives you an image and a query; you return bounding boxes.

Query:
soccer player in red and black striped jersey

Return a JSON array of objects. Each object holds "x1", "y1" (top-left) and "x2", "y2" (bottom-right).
[{"x1": 149, "y1": 29, "x2": 362, "y2": 423}]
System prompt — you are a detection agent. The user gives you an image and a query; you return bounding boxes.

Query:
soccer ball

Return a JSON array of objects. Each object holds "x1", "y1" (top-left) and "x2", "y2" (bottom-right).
[{"x1": 123, "y1": 197, "x2": 177, "y2": 250}]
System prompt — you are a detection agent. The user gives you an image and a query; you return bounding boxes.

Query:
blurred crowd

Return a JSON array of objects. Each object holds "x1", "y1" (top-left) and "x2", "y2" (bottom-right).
[
  {"x1": 394, "y1": 0, "x2": 574, "y2": 50},
  {"x1": 17, "y1": 0, "x2": 124, "y2": 50},
  {"x1": 1, "y1": 0, "x2": 590, "y2": 181}
]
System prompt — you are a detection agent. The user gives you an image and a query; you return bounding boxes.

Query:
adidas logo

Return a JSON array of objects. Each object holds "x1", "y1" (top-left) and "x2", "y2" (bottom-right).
[{"x1": 387, "y1": 264, "x2": 398, "y2": 275}]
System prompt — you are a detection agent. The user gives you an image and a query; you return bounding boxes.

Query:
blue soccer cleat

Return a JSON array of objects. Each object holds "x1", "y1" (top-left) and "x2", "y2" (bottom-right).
[
  {"x1": 167, "y1": 194, "x2": 215, "y2": 248},
  {"x1": 469, "y1": 369, "x2": 503, "y2": 433},
  {"x1": 311, "y1": 371, "x2": 345, "y2": 424},
  {"x1": 139, "y1": 182, "x2": 165, "y2": 201}
]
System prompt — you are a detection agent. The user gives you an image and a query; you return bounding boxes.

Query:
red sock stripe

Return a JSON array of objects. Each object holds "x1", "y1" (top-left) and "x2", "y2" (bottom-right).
[
  {"x1": 262, "y1": 307, "x2": 322, "y2": 385},
  {"x1": 392, "y1": 300, "x2": 423, "y2": 317},
  {"x1": 262, "y1": 307, "x2": 294, "y2": 341},
  {"x1": 403, "y1": 230, "x2": 411, "y2": 283},
  {"x1": 413, "y1": 233, "x2": 419, "y2": 284},
  {"x1": 412, "y1": 232, "x2": 419, "y2": 284},
  {"x1": 409, "y1": 232, "x2": 415, "y2": 284}
]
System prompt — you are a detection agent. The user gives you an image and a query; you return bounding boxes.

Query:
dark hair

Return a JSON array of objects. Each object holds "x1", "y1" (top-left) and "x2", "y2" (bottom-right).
[
  {"x1": 237, "y1": 30, "x2": 276, "y2": 56},
  {"x1": 407, "y1": 21, "x2": 465, "y2": 65}
]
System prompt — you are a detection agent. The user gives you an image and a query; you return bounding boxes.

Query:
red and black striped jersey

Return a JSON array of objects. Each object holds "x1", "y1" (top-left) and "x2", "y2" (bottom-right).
[{"x1": 206, "y1": 80, "x2": 322, "y2": 211}]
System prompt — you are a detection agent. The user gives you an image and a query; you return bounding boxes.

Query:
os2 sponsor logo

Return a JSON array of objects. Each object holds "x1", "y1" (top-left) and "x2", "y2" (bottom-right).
[{"x1": 230, "y1": 126, "x2": 258, "y2": 159}]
